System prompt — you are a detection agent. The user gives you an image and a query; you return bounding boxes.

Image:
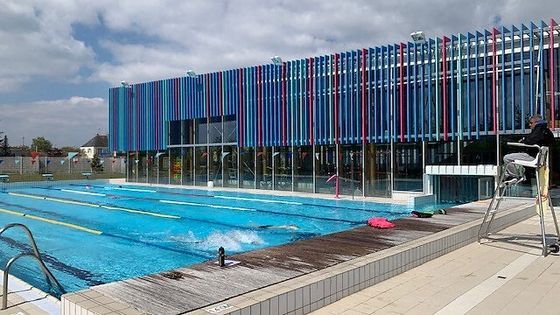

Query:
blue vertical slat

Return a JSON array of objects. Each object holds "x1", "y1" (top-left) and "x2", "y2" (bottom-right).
[
  {"x1": 501, "y1": 26, "x2": 508, "y2": 132},
  {"x1": 530, "y1": 23, "x2": 535, "y2": 117},
  {"x1": 474, "y1": 32, "x2": 480, "y2": 139},
  {"x1": 419, "y1": 41, "x2": 424, "y2": 141},
  {"x1": 406, "y1": 43, "x2": 411, "y2": 141},
  {"x1": 484, "y1": 30, "x2": 489, "y2": 135},
  {"x1": 466, "y1": 33, "x2": 472, "y2": 140},
  {"x1": 511, "y1": 26, "x2": 517, "y2": 132},
  {"x1": 539, "y1": 21, "x2": 545, "y2": 117},
  {"x1": 428, "y1": 39, "x2": 433, "y2": 141},
  {"x1": 382, "y1": 46, "x2": 387, "y2": 142},
  {"x1": 413, "y1": 42, "x2": 418, "y2": 141},
  {"x1": 450, "y1": 35, "x2": 456, "y2": 140},
  {"x1": 393, "y1": 44, "x2": 398, "y2": 142}
]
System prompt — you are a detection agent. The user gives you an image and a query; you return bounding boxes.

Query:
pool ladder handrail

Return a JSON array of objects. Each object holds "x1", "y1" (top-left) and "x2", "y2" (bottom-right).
[{"x1": 0, "y1": 223, "x2": 65, "y2": 310}]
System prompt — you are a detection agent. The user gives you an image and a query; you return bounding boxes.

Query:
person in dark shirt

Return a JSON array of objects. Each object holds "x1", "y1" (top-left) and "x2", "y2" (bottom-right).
[{"x1": 503, "y1": 114, "x2": 555, "y2": 184}]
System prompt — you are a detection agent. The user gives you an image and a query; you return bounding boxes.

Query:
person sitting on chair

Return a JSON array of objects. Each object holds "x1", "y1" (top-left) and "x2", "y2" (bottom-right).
[{"x1": 502, "y1": 114, "x2": 555, "y2": 184}]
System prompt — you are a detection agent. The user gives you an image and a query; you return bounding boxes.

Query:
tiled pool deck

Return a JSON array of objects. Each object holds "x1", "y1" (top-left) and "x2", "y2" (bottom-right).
[
  {"x1": 311, "y1": 214, "x2": 560, "y2": 315},
  {"x1": 56, "y1": 196, "x2": 535, "y2": 315}
]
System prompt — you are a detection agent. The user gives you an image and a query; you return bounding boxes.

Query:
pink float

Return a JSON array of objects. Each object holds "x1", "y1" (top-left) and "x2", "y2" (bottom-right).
[{"x1": 367, "y1": 217, "x2": 395, "y2": 229}]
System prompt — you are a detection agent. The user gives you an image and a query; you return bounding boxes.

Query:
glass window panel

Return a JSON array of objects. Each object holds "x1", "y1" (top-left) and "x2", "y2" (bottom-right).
[
  {"x1": 239, "y1": 147, "x2": 255, "y2": 188},
  {"x1": 256, "y1": 147, "x2": 272, "y2": 190},
  {"x1": 273, "y1": 146, "x2": 292, "y2": 191},
  {"x1": 147, "y1": 151, "x2": 158, "y2": 184},
  {"x1": 339, "y1": 145, "x2": 362, "y2": 196},
  {"x1": 209, "y1": 146, "x2": 223, "y2": 185},
  {"x1": 364, "y1": 144, "x2": 391, "y2": 197},
  {"x1": 182, "y1": 147, "x2": 193, "y2": 185},
  {"x1": 223, "y1": 146, "x2": 238, "y2": 187},
  {"x1": 170, "y1": 148, "x2": 182, "y2": 185},
  {"x1": 157, "y1": 152, "x2": 169, "y2": 185},
  {"x1": 223, "y1": 115, "x2": 237, "y2": 143},
  {"x1": 315, "y1": 145, "x2": 337, "y2": 194},
  {"x1": 194, "y1": 147, "x2": 208, "y2": 186},
  {"x1": 394, "y1": 142, "x2": 423, "y2": 192},
  {"x1": 196, "y1": 119, "x2": 208, "y2": 144},
  {"x1": 294, "y1": 146, "x2": 314, "y2": 193},
  {"x1": 169, "y1": 121, "x2": 181, "y2": 145},
  {"x1": 208, "y1": 117, "x2": 222, "y2": 144}
]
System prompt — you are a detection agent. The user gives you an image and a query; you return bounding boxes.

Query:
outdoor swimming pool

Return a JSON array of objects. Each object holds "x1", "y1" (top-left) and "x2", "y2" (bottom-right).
[{"x1": 0, "y1": 182, "x2": 447, "y2": 295}]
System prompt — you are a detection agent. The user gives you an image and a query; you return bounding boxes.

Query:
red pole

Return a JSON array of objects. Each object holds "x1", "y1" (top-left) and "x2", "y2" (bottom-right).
[{"x1": 335, "y1": 175, "x2": 339, "y2": 199}]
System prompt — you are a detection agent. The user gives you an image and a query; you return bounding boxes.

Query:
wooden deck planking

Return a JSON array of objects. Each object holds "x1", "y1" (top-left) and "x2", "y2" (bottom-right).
[{"x1": 91, "y1": 199, "x2": 531, "y2": 315}]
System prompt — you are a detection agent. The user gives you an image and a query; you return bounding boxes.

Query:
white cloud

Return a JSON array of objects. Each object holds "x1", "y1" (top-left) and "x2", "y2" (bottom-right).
[
  {"x1": 0, "y1": 0, "x2": 559, "y2": 146},
  {"x1": 1, "y1": 0, "x2": 559, "y2": 90},
  {"x1": 89, "y1": 0, "x2": 560, "y2": 85},
  {"x1": 0, "y1": 97, "x2": 107, "y2": 147},
  {"x1": 0, "y1": 1, "x2": 99, "y2": 92}
]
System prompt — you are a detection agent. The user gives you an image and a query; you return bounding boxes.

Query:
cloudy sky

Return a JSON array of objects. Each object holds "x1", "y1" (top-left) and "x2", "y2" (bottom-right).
[{"x1": 0, "y1": 0, "x2": 558, "y2": 147}]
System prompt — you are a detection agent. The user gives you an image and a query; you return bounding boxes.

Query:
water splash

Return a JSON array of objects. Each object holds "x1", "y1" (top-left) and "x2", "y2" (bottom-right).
[{"x1": 171, "y1": 230, "x2": 265, "y2": 252}]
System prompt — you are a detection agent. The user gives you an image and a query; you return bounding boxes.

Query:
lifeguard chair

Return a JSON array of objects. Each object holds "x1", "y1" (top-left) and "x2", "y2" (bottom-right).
[{"x1": 478, "y1": 143, "x2": 560, "y2": 256}]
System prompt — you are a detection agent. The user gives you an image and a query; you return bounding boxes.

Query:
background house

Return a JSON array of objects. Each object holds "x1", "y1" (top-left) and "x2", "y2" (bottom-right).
[{"x1": 80, "y1": 134, "x2": 109, "y2": 159}]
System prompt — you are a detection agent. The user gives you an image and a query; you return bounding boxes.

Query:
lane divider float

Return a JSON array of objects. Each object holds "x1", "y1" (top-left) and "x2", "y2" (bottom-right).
[
  {"x1": 0, "y1": 207, "x2": 102, "y2": 235},
  {"x1": 213, "y1": 196, "x2": 302, "y2": 205},
  {"x1": 113, "y1": 187, "x2": 157, "y2": 193},
  {"x1": 60, "y1": 189, "x2": 106, "y2": 197},
  {"x1": 159, "y1": 199, "x2": 255, "y2": 212},
  {"x1": 8, "y1": 192, "x2": 180, "y2": 219}
]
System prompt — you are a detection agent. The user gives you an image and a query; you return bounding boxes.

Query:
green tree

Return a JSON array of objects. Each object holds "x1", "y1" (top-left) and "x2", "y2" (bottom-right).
[
  {"x1": 0, "y1": 135, "x2": 11, "y2": 156},
  {"x1": 90, "y1": 154, "x2": 104, "y2": 173},
  {"x1": 31, "y1": 136, "x2": 52, "y2": 152}
]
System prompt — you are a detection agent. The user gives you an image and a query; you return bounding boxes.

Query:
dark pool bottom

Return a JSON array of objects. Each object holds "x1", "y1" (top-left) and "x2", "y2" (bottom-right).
[{"x1": 64, "y1": 198, "x2": 534, "y2": 315}]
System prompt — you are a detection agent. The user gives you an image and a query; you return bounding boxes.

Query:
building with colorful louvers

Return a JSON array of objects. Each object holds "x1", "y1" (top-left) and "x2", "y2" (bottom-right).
[{"x1": 108, "y1": 19, "x2": 560, "y2": 201}]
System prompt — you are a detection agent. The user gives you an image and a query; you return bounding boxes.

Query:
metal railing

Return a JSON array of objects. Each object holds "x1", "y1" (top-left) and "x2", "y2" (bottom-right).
[{"x1": 0, "y1": 223, "x2": 65, "y2": 310}]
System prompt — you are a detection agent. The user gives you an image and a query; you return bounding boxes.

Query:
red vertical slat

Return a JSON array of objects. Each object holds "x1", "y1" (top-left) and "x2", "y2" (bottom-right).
[
  {"x1": 399, "y1": 43, "x2": 405, "y2": 142},
  {"x1": 257, "y1": 65, "x2": 263, "y2": 146},
  {"x1": 442, "y1": 37, "x2": 449, "y2": 141},
  {"x1": 492, "y1": 28, "x2": 497, "y2": 133},
  {"x1": 309, "y1": 58, "x2": 314, "y2": 145},
  {"x1": 282, "y1": 63, "x2": 287, "y2": 146}
]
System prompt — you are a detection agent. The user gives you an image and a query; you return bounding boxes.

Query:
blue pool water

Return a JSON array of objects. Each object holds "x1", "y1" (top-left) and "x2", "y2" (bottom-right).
[{"x1": 0, "y1": 182, "x2": 448, "y2": 295}]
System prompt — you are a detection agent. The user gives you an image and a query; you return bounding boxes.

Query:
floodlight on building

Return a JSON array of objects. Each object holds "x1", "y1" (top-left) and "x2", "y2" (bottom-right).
[
  {"x1": 186, "y1": 69, "x2": 197, "y2": 78},
  {"x1": 410, "y1": 31, "x2": 426, "y2": 45},
  {"x1": 271, "y1": 56, "x2": 283, "y2": 66},
  {"x1": 120, "y1": 81, "x2": 130, "y2": 88}
]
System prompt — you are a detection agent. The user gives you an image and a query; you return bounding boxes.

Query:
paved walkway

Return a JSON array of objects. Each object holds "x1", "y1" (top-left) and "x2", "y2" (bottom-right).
[{"x1": 311, "y1": 213, "x2": 560, "y2": 315}]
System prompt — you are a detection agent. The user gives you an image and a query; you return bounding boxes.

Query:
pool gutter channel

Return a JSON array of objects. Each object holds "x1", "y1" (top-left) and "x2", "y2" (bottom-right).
[{"x1": 58, "y1": 198, "x2": 535, "y2": 315}]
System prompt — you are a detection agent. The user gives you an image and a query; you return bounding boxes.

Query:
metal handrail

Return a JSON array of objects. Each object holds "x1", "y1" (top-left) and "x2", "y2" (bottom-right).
[{"x1": 0, "y1": 223, "x2": 65, "y2": 310}]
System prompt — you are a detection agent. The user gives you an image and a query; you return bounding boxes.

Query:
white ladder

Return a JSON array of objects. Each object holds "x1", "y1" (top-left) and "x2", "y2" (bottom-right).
[{"x1": 478, "y1": 143, "x2": 560, "y2": 256}]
